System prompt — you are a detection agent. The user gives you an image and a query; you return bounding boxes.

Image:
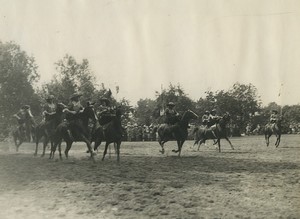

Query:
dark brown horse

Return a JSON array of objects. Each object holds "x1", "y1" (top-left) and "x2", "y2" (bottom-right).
[
  {"x1": 49, "y1": 103, "x2": 98, "y2": 161},
  {"x1": 34, "y1": 103, "x2": 66, "y2": 157},
  {"x1": 264, "y1": 119, "x2": 282, "y2": 147},
  {"x1": 93, "y1": 106, "x2": 123, "y2": 162},
  {"x1": 155, "y1": 110, "x2": 198, "y2": 157},
  {"x1": 193, "y1": 113, "x2": 234, "y2": 152}
]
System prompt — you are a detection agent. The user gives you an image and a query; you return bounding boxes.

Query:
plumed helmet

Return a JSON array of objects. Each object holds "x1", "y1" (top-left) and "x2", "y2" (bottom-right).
[{"x1": 205, "y1": 110, "x2": 210, "y2": 114}]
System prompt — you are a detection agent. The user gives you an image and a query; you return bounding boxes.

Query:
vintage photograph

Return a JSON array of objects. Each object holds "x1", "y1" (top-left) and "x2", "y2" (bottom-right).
[{"x1": 0, "y1": 0, "x2": 299, "y2": 218}]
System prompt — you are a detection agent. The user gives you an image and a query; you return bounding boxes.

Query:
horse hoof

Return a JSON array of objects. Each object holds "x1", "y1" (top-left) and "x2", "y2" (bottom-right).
[
  {"x1": 172, "y1": 150, "x2": 178, "y2": 153},
  {"x1": 159, "y1": 150, "x2": 165, "y2": 154}
]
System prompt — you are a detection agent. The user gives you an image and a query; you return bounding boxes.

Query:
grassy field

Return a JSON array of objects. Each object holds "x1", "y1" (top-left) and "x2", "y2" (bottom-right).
[{"x1": 0, "y1": 134, "x2": 299, "y2": 219}]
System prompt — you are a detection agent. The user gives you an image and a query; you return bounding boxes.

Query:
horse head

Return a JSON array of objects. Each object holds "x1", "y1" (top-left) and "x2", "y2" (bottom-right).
[
  {"x1": 115, "y1": 105, "x2": 123, "y2": 118},
  {"x1": 82, "y1": 104, "x2": 98, "y2": 122},
  {"x1": 180, "y1": 110, "x2": 198, "y2": 125},
  {"x1": 218, "y1": 112, "x2": 231, "y2": 127}
]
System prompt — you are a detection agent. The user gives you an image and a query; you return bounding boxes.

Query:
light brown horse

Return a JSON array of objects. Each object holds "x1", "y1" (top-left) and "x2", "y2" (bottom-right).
[{"x1": 193, "y1": 113, "x2": 234, "y2": 152}]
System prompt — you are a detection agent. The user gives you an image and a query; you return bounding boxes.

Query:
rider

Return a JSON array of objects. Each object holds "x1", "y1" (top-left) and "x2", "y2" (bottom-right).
[
  {"x1": 208, "y1": 109, "x2": 219, "y2": 127},
  {"x1": 270, "y1": 110, "x2": 279, "y2": 124},
  {"x1": 13, "y1": 105, "x2": 35, "y2": 140},
  {"x1": 202, "y1": 111, "x2": 210, "y2": 127},
  {"x1": 63, "y1": 93, "x2": 86, "y2": 140},
  {"x1": 208, "y1": 109, "x2": 219, "y2": 139},
  {"x1": 164, "y1": 102, "x2": 179, "y2": 125},
  {"x1": 42, "y1": 95, "x2": 56, "y2": 120},
  {"x1": 98, "y1": 98, "x2": 115, "y2": 125}
]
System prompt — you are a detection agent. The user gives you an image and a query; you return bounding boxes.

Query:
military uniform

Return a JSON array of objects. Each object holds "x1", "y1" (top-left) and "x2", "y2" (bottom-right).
[
  {"x1": 202, "y1": 111, "x2": 210, "y2": 126},
  {"x1": 165, "y1": 108, "x2": 179, "y2": 125}
]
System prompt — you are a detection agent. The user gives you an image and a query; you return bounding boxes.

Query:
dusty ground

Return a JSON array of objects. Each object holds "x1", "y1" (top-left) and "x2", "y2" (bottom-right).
[{"x1": 0, "y1": 135, "x2": 299, "y2": 219}]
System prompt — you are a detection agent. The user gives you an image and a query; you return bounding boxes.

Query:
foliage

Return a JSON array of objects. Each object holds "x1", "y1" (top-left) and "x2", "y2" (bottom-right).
[
  {"x1": 0, "y1": 41, "x2": 40, "y2": 137},
  {"x1": 40, "y1": 55, "x2": 96, "y2": 105}
]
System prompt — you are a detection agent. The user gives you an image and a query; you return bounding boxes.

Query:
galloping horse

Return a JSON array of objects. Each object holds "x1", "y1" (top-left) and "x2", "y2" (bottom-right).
[
  {"x1": 264, "y1": 119, "x2": 282, "y2": 147},
  {"x1": 34, "y1": 103, "x2": 66, "y2": 157},
  {"x1": 49, "y1": 103, "x2": 97, "y2": 161},
  {"x1": 193, "y1": 112, "x2": 234, "y2": 152},
  {"x1": 93, "y1": 106, "x2": 123, "y2": 162},
  {"x1": 155, "y1": 110, "x2": 198, "y2": 157}
]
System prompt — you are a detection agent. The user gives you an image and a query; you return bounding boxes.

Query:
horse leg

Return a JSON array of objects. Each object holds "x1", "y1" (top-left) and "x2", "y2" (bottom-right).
[
  {"x1": 198, "y1": 139, "x2": 205, "y2": 151},
  {"x1": 58, "y1": 141, "x2": 62, "y2": 160},
  {"x1": 116, "y1": 141, "x2": 121, "y2": 162},
  {"x1": 102, "y1": 142, "x2": 110, "y2": 161},
  {"x1": 93, "y1": 139, "x2": 102, "y2": 151},
  {"x1": 81, "y1": 135, "x2": 95, "y2": 162},
  {"x1": 50, "y1": 139, "x2": 59, "y2": 159},
  {"x1": 159, "y1": 140, "x2": 165, "y2": 154},
  {"x1": 265, "y1": 134, "x2": 270, "y2": 146},
  {"x1": 178, "y1": 140, "x2": 185, "y2": 157},
  {"x1": 64, "y1": 140, "x2": 73, "y2": 159},
  {"x1": 41, "y1": 137, "x2": 49, "y2": 157},
  {"x1": 224, "y1": 137, "x2": 234, "y2": 150},
  {"x1": 217, "y1": 139, "x2": 221, "y2": 152},
  {"x1": 34, "y1": 132, "x2": 41, "y2": 156},
  {"x1": 16, "y1": 141, "x2": 22, "y2": 152},
  {"x1": 275, "y1": 134, "x2": 281, "y2": 147}
]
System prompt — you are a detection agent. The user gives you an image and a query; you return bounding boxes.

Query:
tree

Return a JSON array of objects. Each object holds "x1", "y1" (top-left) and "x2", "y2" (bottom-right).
[
  {"x1": 41, "y1": 54, "x2": 96, "y2": 105},
  {"x1": 0, "y1": 41, "x2": 40, "y2": 137},
  {"x1": 134, "y1": 98, "x2": 156, "y2": 126}
]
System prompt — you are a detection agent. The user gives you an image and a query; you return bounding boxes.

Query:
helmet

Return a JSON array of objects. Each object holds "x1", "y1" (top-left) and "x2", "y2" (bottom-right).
[
  {"x1": 272, "y1": 109, "x2": 278, "y2": 114},
  {"x1": 46, "y1": 95, "x2": 54, "y2": 100},
  {"x1": 205, "y1": 110, "x2": 210, "y2": 114},
  {"x1": 99, "y1": 98, "x2": 111, "y2": 105},
  {"x1": 21, "y1": 105, "x2": 30, "y2": 110}
]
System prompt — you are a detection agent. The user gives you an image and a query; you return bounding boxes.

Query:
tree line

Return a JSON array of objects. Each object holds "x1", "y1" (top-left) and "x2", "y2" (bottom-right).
[{"x1": 1, "y1": 41, "x2": 299, "y2": 139}]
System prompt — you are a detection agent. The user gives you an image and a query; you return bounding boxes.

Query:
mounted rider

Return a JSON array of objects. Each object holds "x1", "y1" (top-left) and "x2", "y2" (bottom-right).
[
  {"x1": 202, "y1": 111, "x2": 210, "y2": 127},
  {"x1": 270, "y1": 110, "x2": 279, "y2": 124},
  {"x1": 164, "y1": 102, "x2": 180, "y2": 125},
  {"x1": 13, "y1": 105, "x2": 35, "y2": 141},
  {"x1": 98, "y1": 98, "x2": 116, "y2": 125},
  {"x1": 63, "y1": 93, "x2": 88, "y2": 140},
  {"x1": 208, "y1": 109, "x2": 220, "y2": 127},
  {"x1": 42, "y1": 95, "x2": 56, "y2": 120}
]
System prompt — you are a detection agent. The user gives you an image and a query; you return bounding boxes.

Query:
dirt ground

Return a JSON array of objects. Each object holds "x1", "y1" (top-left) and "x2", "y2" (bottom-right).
[{"x1": 0, "y1": 135, "x2": 299, "y2": 219}]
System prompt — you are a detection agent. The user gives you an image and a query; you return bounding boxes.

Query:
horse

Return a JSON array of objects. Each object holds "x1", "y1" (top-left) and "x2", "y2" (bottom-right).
[
  {"x1": 49, "y1": 103, "x2": 98, "y2": 161},
  {"x1": 154, "y1": 110, "x2": 198, "y2": 157},
  {"x1": 264, "y1": 119, "x2": 282, "y2": 147},
  {"x1": 93, "y1": 106, "x2": 123, "y2": 162},
  {"x1": 34, "y1": 103, "x2": 67, "y2": 157},
  {"x1": 193, "y1": 112, "x2": 234, "y2": 152}
]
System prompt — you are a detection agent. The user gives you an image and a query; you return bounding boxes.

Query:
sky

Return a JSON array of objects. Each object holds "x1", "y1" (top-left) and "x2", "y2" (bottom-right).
[{"x1": 1, "y1": 0, "x2": 300, "y2": 106}]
